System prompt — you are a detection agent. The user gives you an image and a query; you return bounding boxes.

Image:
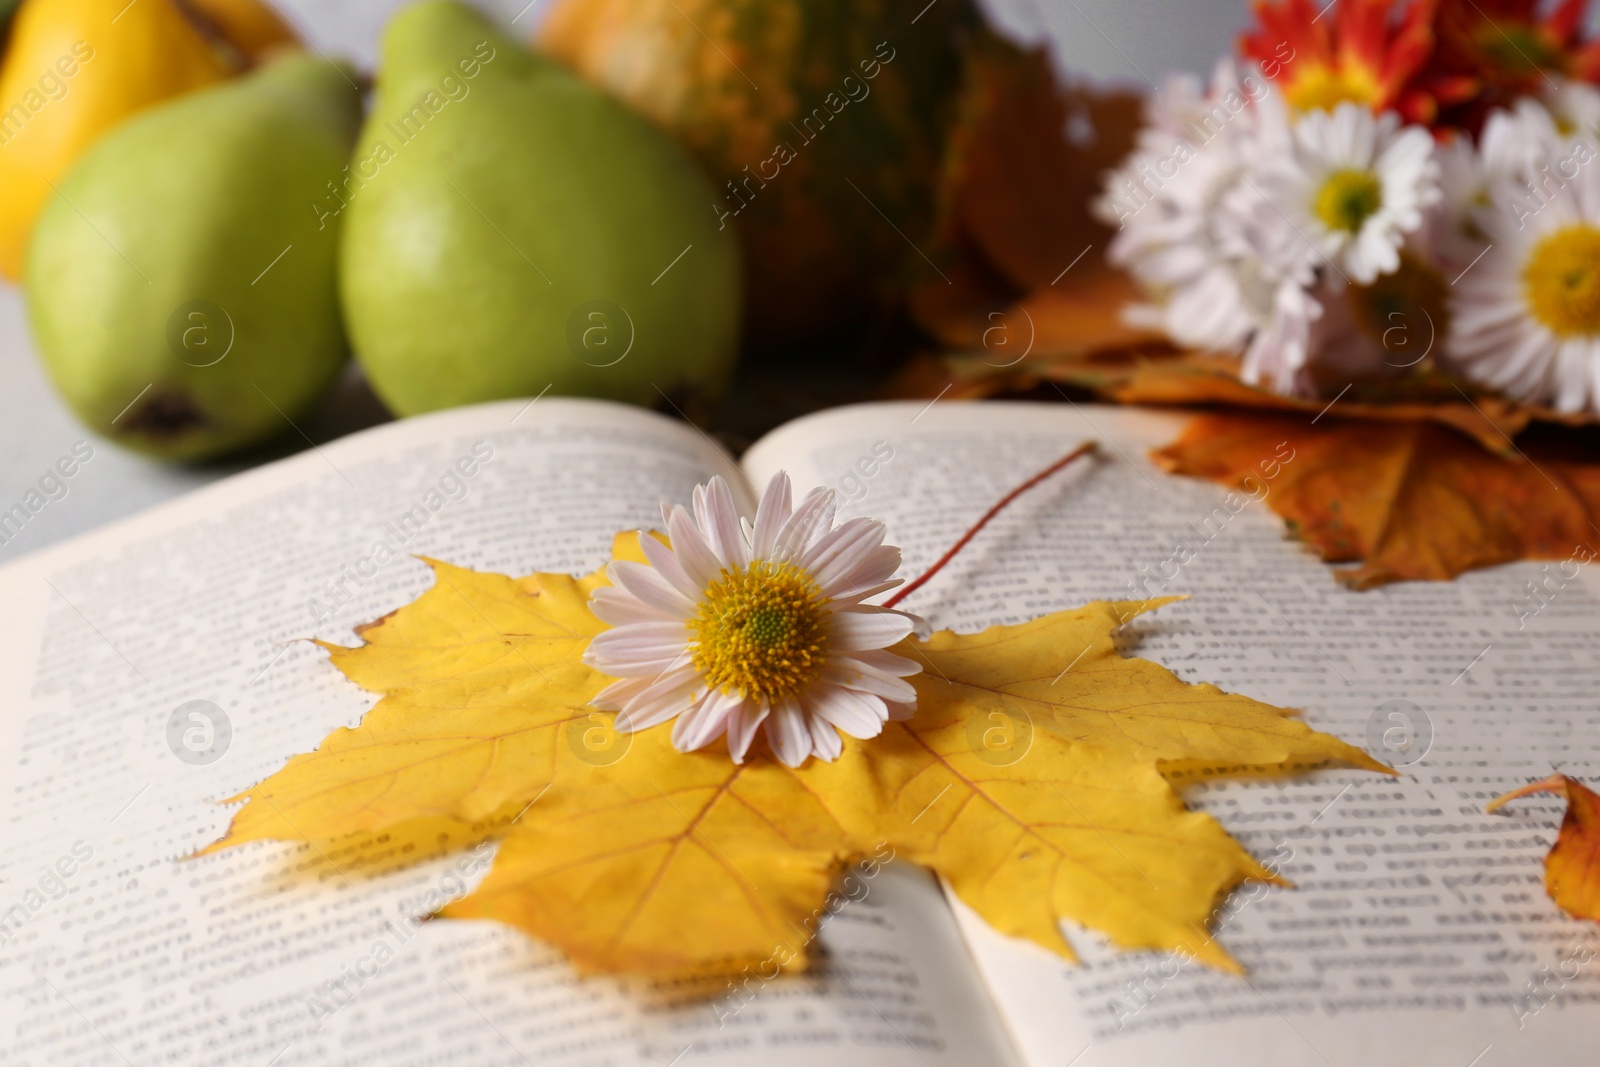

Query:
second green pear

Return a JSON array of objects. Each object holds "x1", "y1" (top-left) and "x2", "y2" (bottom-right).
[{"x1": 340, "y1": 0, "x2": 742, "y2": 416}]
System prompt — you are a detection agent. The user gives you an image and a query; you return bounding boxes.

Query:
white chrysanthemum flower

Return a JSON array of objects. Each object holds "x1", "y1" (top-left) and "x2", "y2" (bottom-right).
[
  {"x1": 1426, "y1": 134, "x2": 1493, "y2": 277},
  {"x1": 1484, "y1": 98, "x2": 1568, "y2": 175},
  {"x1": 1213, "y1": 172, "x2": 1327, "y2": 393},
  {"x1": 583, "y1": 473, "x2": 920, "y2": 767},
  {"x1": 1445, "y1": 161, "x2": 1600, "y2": 413},
  {"x1": 1430, "y1": 90, "x2": 1600, "y2": 280},
  {"x1": 1430, "y1": 98, "x2": 1570, "y2": 272},
  {"x1": 1238, "y1": 271, "x2": 1324, "y2": 394},
  {"x1": 1539, "y1": 79, "x2": 1600, "y2": 149},
  {"x1": 1258, "y1": 103, "x2": 1439, "y2": 285},
  {"x1": 1097, "y1": 59, "x2": 1317, "y2": 389}
]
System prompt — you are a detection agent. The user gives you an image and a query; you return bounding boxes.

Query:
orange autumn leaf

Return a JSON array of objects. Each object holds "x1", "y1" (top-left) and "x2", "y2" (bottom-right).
[
  {"x1": 1153, "y1": 410, "x2": 1600, "y2": 588},
  {"x1": 1084, "y1": 355, "x2": 1600, "y2": 450},
  {"x1": 936, "y1": 40, "x2": 1137, "y2": 292},
  {"x1": 911, "y1": 37, "x2": 1154, "y2": 362},
  {"x1": 887, "y1": 351, "x2": 1600, "y2": 591},
  {"x1": 210, "y1": 545, "x2": 1386, "y2": 978},
  {"x1": 1488, "y1": 776, "x2": 1600, "y2": 923},
  {"x1": 913, "y1": 269, "x2": 1166, "y2": 365},
  {"x1": 892, "y1": 348, "x2": 1585, "y2": 451},
  {"x1": 1011, "y1": 275, "x2": 1169, "y2": 358},
  {"x1": 1095, "y1": 357, "x2": 1542, "y2": 453}
]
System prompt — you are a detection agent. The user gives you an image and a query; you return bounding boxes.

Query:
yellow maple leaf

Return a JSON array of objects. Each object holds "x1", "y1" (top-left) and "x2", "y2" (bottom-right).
[
  {"x1": 208, "y1": 558, "x2": 611, "y2": 849},
  {"x1": 807, "y1": 602, "x2": 1391, "y2": 972},
  {"x1": 209, "y1": 553, "x2": 1387, "y2": 978},
  {"x1": 441, "y1": 726, "x2": 861, "y2": 976}
]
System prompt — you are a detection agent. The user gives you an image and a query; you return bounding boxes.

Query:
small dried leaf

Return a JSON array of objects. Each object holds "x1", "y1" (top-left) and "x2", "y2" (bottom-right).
[{"x1": 1488, "y1": 776, "x2": 1600, "y2": 923}]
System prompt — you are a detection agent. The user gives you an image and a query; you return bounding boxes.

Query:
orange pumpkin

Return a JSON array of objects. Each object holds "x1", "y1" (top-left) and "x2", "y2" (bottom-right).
[{"x1": 540, "y1": 0, "x2": 987, "y2": 349}]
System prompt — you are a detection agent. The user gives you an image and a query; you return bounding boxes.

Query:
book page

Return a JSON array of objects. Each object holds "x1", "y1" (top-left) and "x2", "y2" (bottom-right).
[
  {"x1": 0, "y1": 398, "x2": 1017, "y2": 1067},
  {"x1": 743, "y1": 400, "x2": 1600, "y2": 1067}
]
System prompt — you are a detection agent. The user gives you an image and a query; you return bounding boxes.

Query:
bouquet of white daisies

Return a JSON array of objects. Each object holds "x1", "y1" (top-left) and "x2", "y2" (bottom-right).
[{"x1": 1094, "y1": 0, "x2": 1600, "y2": 415}]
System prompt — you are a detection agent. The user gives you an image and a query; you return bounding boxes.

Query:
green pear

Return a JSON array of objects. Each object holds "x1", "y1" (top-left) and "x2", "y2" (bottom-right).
[
  {"x1": 25, "y1": 53, "x2": 361, "y2": 462},
  {"x1": 340, "y1": 0, "x2": 741, "y2": 416}
]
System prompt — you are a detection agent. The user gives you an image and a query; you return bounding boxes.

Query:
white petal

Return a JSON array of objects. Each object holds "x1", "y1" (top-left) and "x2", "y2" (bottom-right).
[
  {"x1": 589, "y1": 586, "x2": 679, "y2": 627},
  {"x1": 613, "y1": 666, "x2": 702, "y2": 732},
  {"x1": 797, "y1": 516, "x2": 878, "y2": 570},
  {"x1": 773, "y1": 487, "x2": 836, "y2": 561},
  {"x1": 805, "y1": 683, "x2": 887, "y2": 740},
  {"x1": 585, "y1": 623, "x2": 692, "y2": 674},
  {"x1": 750, "y1": 473, "x2": 793, "y2": 560},
  {"x1": 672, "y1": 688, "x2": 743, "y2": 752},
  {"x1": 764, "y1": 695, "x2": 812, "y2": 767},
  {"x1": 820, "y1": 544, "x2": 902, "y2": 600},
  {"x1": 694, "y1": 476, "x2": 750, "y2": 570},
  {"x1": 803, "y1": 519, "x2": 889, "y2": 591},
  {"x1": 828, "y1": 608, "x2": 916, "y2": 651},
  {"x1": 822, "y1": 656, "x2": 918, "y2": 703},
  {"x1": 591, "y1": 674, "x2": 651, "y2": 711},
  {"x1": 846, "y1": 648, "x2": 922, "y2": 677},
  {"x1": 807, "y1": 711, "x2": 843, "y2": 762},
  {"x1": 827, "y1": 580, "x2": 904, "y2": 610},
  {"x1": 665, "y1": 504, "x2": 723, "y2": 588},
  {"x1": 639, "y1": 530, "x2": 707, "y2": 601},
  {"x1": 727, "y1": 699, "x2": 770, "y2": 763},
  {"x1": 607, "y1": 560, "x2": 697, "y2": 618}
]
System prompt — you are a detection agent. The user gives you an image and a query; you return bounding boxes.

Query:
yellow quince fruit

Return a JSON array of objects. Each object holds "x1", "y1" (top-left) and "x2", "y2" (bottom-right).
[{"x1": 0, "y1": 0, "x2": 297, "y2": 279}]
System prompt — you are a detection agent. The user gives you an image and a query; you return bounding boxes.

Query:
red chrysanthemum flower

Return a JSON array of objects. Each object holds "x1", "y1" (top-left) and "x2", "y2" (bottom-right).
[
  {"x1": 1420, "y1": 0, "x2": 1600, "y2": 132},
  {"x1": 1242, "y1": 0, "x2": 1440, "y2": 120}
]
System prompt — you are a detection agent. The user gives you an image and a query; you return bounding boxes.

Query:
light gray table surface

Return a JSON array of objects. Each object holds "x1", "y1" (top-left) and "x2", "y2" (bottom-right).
[{"x1": 0, "y1": 0, "x2": 1246, "y2": 566}]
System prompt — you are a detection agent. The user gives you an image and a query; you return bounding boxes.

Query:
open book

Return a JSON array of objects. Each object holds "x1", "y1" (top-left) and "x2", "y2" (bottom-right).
[{"x1": 0, "y1": 398, "x2": 1592, "y2": 1066}]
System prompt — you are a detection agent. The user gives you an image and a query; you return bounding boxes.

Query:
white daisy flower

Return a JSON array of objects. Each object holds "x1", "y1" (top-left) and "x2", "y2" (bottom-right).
[
  {"x1": 1212, "y1": 170, "x2": 1327, "y2": 393},
  {"x1": 1484, "y1": 98, "x2": 1567, "y2": 174},
  {"x1": 1237, "y1": 271, "x2": 1324, "y2": 394},
  {"x1": 582, "y1": 472, "x2": 920, "y2": 767},
  {"x1": 1097, "y1": 60, "x2": 1317, "y2": 385},
  {"x1": 1430, "y1": 91, "x2": 1600, "y2": 280},
  {"x1": 1445, "y1": 161, "x2": 1600, "y2": 413},
  {"x1": 1426, "y1": 134, "x2": 1493, "y2": 278},
  {"x1": 1427, "y1": 99, "x2": 1565, "y2": 278},
  {"x1": 1258, "y1": 103, "x2": 1440, "y2": 285},
  {"x1": 1539, "y1": 79, "x2": 1600, "y2": 149},
  {"x1": 1131, "y1": 58, "x2": 1283, "y2": 161}
]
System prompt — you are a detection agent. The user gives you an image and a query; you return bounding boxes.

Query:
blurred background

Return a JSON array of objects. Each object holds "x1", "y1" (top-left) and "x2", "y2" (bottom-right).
[{"x1": 0, "y1": 0, "x2": 1249, "y2": 562}]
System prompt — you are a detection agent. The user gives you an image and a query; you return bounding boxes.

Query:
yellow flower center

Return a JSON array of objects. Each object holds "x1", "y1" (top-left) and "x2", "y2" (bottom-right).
[
  {"x1": 690, "y1": 561, "x2": 827, "y2": 701},
  {"x1": 1315, "y1": 168, "x2": 1384, "y2": 234},
  {"x1": 1522, "y1": 225, "x2": 1600, "y2": 338},
  {"x1": 1285, "y1": 64, "x2": 1381, "y2": 114}
]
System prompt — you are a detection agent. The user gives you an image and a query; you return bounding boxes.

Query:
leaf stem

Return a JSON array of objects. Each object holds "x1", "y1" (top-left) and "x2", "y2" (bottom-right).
[{"x1": 883, "y1": 441, "x2": 1098, "y2": 610}]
